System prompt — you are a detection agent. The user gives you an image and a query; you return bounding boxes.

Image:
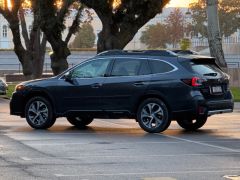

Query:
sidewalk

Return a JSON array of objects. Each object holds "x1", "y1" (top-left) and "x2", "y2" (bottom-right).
[{"x1": 234, "y1": 102, "x2": 240, "y2": 111}]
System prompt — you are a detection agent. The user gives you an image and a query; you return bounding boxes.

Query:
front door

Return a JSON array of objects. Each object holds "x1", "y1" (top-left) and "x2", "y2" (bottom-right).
[{"x1": 58, "y1": 58, "x2": 112, "y2": 112}]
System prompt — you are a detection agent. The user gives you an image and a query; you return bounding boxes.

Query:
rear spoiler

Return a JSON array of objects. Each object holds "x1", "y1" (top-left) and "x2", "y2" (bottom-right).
[{"x1": 178, "y1": 54, "x2": 223, "y2": 70}]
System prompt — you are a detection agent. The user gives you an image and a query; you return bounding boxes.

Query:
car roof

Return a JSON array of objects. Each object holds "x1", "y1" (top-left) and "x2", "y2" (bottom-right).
[
  {"x1": 96, "y1": 50, "x2": 215, "y2": 62},
  {"x1": 97, "y1": 50, "x2": 178, "y2": 57}
]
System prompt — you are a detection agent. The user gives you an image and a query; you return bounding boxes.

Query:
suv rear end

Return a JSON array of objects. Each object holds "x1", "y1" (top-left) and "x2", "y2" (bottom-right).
[{"x1": 179, "y1": 55, "x2": 234, "y2": 118}]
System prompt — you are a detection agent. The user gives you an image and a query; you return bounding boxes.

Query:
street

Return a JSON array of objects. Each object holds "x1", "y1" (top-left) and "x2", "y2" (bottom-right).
[{"x1": 0, "y1": 98, "x2": 240, "y2": 180}]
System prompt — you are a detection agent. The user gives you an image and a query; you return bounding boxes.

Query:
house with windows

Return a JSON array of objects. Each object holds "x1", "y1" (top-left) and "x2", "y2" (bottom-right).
[{"x1": 0, "y1": 15, "x2": 9, "y2": 49}]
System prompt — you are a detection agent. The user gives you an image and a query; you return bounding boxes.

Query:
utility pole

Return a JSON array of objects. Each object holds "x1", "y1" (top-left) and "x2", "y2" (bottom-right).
[{"x1": 206, "y1": 0, "x2": 227, "y2": 70}]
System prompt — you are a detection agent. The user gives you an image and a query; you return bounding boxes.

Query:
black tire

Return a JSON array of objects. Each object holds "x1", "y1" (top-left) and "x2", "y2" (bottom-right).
[
  {"x1": 137, "y1": 98, "x2": 171, "y2": 133},
  {"x1": 67, "y1": 116, "x2": 94, "y2": 128},
  {"x1": 25, "y1": 96, "x2": 56, "y2": 129},
  {"x1": 177, "y1": 116, "x2": 208, "y2": 131}
]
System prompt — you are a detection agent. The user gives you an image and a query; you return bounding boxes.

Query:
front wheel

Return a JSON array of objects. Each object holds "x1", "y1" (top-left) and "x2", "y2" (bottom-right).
[
  {"x1": 67, "y1": 116, "x2": 94, "y2": 128},
  {"x1": 25, "y1": 97, "x2": 56, "y2": 129},
  {"x1": 137, "y1": 98, "x2": 171, "y2": 133},
  {"x1": 177, "y1": 116, "x2": 208, "y2": 131}
]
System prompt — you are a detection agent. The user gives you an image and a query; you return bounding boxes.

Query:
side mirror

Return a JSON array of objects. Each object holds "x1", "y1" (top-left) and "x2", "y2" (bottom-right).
[{"x1": 64, "y1": 72, "x2": 73, "y2": 83}]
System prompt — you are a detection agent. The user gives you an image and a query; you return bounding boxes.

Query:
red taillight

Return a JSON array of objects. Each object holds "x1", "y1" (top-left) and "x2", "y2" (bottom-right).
[
  {"x1": 181, "y1": 77, "x2": 204, "y2": 87},
  {"x1": 191, "y1": 77, "x2": 202, "y2": 87}
]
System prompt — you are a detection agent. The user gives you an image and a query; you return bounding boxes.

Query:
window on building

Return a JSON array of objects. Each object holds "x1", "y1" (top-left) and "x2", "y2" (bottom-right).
[{"x1": 2, "y1": 25, "x2": 7, "y2": 38}]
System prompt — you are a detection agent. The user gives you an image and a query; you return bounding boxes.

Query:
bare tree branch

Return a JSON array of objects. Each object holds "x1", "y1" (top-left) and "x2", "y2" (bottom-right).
[{"x1": 65, "y1": 5, "x2": 84, "y2": 44}]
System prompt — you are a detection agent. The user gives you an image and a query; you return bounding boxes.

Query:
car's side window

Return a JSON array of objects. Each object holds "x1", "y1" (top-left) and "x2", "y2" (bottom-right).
[
  {"x1": 111, "y1": 58, "x2": 142, "y2": 77},
  {"x1": 71, "y1": 59, "x2": 111, "y2": 78},
  {"x1": 138, "y1": 60, "x2": 151, "y2": 75},
  {"x1": 149, "y1": 60, "x2": 175, "y2": 74}
]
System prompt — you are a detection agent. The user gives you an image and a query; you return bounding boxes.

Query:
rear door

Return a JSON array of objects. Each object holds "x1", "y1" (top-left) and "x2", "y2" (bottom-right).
[{"x1": 100, "y1": 58, "x2": 151, "y2": 112}]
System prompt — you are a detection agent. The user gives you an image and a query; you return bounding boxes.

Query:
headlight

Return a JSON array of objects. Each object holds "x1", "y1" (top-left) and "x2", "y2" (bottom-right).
[{"x1": 15, "y1": 85, "x2": 27, "y2": 91}]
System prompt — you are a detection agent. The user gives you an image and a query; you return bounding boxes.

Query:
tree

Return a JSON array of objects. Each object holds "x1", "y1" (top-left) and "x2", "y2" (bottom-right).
[
  {"x1": 165, "y1": 8, "x2": 184, "y2": 48},
  {"x1": 0, "y1": 0, "x2": 47, "y2": 79},
  {"x1": 207, "y1": 0, "x2": 227, "y2": 68},
  {"x1": 190, "y1": 0, "x2": 240, "y2": 38},
  {"x1": 70, "y1": 23, "x2": 95, "y2": 48},
  {"x1": 39, "y1": 0, "x2": 89, "y2": 75},
  {"x1": 180, "y1": 38, "x2": 191, "y2": 50},
  {"x1": 81, "y1": 0, "x2": 170, "y2": 53},
  {"x1": 140, "y1": 23, "x2": 169, "y2": 49}
]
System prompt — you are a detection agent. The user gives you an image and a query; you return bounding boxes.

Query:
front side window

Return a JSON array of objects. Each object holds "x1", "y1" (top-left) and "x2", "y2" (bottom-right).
[
  {"x1": 2, "y1": 25, "x2": 7, "y2": 37},
  {"x1": 111, "y1": 59, "x2": 142, "y2": 76},
  {"x1": 71, "y1": 59, "x2": 111, "y2": 78},
  {"x1": 149, "y1": 60, "x2": 175, "y2": 74}
]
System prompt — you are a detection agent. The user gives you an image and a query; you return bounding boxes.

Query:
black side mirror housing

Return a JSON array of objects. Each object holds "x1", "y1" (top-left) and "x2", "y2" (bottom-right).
[{"x1": 64, "y1": 72, "x2": 73, "y2": 83}]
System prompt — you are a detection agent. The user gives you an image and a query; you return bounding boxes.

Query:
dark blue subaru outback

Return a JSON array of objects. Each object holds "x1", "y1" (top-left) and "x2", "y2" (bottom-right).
[{"x1": 10, "y1": 50, "x2": 234, "y2": 133}]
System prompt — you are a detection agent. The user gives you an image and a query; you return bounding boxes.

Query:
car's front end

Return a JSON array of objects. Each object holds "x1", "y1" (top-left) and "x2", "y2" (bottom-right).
[{"x1": 10, "y1": 78, "x2": 58, "y2": 118}]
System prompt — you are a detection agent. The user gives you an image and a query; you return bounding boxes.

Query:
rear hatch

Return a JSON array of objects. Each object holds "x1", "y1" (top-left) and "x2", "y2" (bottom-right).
[{"x1": 180, "y1": 56, "x2": 230, "y2": 100}]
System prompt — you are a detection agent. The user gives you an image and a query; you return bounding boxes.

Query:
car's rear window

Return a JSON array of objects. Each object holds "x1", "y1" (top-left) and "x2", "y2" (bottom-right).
[
  {"x1": 149, "y1": 60, "x2": 175, "y2": 74},
  {"x1": 180, "y1": 60, "x2": 223, "y2": 76}
]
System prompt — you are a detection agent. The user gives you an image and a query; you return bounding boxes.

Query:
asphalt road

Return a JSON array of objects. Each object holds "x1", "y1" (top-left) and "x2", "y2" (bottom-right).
[{"x1": 0, "y1": 98, "x2": 240, "y2": 180}]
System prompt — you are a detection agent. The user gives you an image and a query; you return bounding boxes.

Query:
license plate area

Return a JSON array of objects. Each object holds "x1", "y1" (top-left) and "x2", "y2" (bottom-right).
[{"x1": 210, "y1": 86, "x2": 223, "y2": 94}]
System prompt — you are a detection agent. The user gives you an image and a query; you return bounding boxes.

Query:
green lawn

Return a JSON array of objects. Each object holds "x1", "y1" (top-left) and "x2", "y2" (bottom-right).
[
  {"x1": 2, "y1": 84, "x2": 240, "y2": 102},
  {"x1": 6, "y1": 84, "x2": 16, "y2": 99},
  {"x1": 231, "y1": 87, "x2": 240, "y2": 102}
]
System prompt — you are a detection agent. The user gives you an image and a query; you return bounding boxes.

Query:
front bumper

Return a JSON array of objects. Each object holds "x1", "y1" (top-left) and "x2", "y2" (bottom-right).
[{"x1": 10, "y1": 92, "x2": 25, "y2": 117}]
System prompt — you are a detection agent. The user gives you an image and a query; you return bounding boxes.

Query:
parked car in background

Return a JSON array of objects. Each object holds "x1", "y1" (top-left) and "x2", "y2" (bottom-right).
[
  {"x1": 0, "y1": 79, "x2": 7, "y2": 95},
  {"x1": 10, "y1": 50, "x2": 234, "y2": 133}
]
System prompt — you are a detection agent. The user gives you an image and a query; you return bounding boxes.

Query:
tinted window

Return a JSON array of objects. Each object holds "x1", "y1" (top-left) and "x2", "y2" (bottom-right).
[
  {"x1": 149, "y1": 60, "x2": 175, "y2": 74},
  {"x1": 71, "y1": 59, "x2": 111, "y2": 78},
  {"x1": 139, "y1": 61, "x2": 151, "y2": 75},
  {"x1": 111, "y1": 59, "x2": 142, "y2": 76},
  {"x1": 191, "y1": 64, "x2": 222, "y2": 76},
  {"x1": 181, "y1": 61, "x2": 222, "y2": 76}
]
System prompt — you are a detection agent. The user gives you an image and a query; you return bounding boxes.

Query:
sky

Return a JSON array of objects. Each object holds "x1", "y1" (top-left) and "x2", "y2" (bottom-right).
[{"x1": 167, "y1": 0, "x2": 196, "y2": 7}]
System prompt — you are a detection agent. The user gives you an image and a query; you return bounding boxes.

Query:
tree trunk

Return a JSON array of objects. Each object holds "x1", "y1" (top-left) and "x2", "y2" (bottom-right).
[
  {"x1": 20, "y1": 50, "x2": 34, "y2": 80},
  {"x1": 9, "y1": 22, "x2": 34, "y2": 79},
  {"x1": 32, "y1": 30, "x2": 47, "y2": 79},
  {"x1": 42, "y1": 33, "x2": 70, "y2": 75},
  {"x1": 50, "y1": 53, "x2": 68, "y2": 75},
  {"x1": 97, "y1": 19, "x2": 138, "y2": 53},
  {"x1": 206, "y1": 0, "x2": 227, "y2": 69}
]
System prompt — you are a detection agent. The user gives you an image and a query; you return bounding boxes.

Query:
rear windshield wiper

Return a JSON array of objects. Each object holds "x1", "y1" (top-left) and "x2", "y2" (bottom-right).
[{"x1": 203, "y1": 73, "x2": 218, "y2": 76}]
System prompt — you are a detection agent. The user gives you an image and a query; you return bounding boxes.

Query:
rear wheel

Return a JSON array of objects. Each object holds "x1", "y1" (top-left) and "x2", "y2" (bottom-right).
[
  {"x1": 67, "y1": 116, "x2": 94, "y2": 128},
  {"x1": 137, "y1": 98, "x2": 171, "y2": 133},
  {"x1": 177, "y1": 116, "x2": 207, "y2": 131},
  {"x1": 25, "y1": 96, "x2": 56, "y2": 129}
]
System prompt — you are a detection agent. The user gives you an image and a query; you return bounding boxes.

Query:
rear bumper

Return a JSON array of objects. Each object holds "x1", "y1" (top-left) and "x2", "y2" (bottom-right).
[
  {"x1": 0, "y1": 89, "x2": 6, "y2": 95},
  {"x1": 208, "y1": 109, "x2": 233, "y2": 116},
  {"x1": 172, "y1": 98, "x2": 234, "y2": 119},
  {"x1": 205, "y1": 99, "x2": 234, "y2": 116}
]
